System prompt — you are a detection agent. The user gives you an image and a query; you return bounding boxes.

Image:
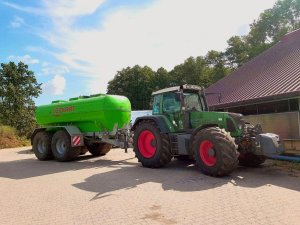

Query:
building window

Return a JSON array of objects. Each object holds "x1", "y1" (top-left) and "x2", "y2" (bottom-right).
[
  {"x1": 225, "y1": 98, "x2": 299, "y2": 115},
  {"x1": 229, "y1": 105, "x2": 257, "y2": 115},
  {"x1": 289, "y1": 99, "x2": 299, "y2": 111},
  {"x1": 257, "y1": 100, "x2": 289, "y2": 114}
]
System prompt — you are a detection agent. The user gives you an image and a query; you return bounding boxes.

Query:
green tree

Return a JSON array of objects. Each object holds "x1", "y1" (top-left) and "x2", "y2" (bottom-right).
[
  {"x1": 225, "y1": 0, "x2": 300, "y2": 67},
  {"x1": 107, "y1": 65, "x2": 155, "y2": 110},
  {"x1": 205, "y1": 50, "x2": 232, "y2": 84},
  {"x1": 152, "y1": 67, "x2": 170, "y2": 91},
  {"x1": 225, "y1": 36, "x2": 249, "y2": 68},
  {"x1": 169, "y1": 56, "x2": 210, "y2": 87},
  {"x1": 0, "y1": 62, "x2": 42, "y2": 136}
]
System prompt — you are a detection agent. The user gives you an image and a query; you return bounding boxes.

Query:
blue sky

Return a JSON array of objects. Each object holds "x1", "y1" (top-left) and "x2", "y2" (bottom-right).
[{"x1": 0, "y1": 0, "x2": 277, "y2": 105}]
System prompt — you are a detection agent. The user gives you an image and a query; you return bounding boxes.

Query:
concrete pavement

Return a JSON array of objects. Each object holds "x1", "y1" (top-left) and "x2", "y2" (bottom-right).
[{"x1": 0, "y1": 147, "x2": 299, "y2": 225}]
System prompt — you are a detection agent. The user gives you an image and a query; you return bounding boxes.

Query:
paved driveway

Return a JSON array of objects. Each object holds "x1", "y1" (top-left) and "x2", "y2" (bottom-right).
[{"x1": 0, "y1": 147, "x2": 299, "y2": 225}]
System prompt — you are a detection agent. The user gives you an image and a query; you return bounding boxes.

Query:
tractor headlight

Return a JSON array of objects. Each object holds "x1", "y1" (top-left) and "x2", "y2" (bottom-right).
[{"x1": 238, "y1": 124, "x2": 242, "y2": 130}]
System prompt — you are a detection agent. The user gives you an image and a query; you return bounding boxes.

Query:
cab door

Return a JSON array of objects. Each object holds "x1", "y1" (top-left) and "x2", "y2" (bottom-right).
[{"x1": 161, "y1": 92, "x2": 184, "y2": 131}]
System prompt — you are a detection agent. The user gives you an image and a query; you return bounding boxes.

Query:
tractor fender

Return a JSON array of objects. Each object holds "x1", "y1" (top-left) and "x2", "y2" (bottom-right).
[
  {"x1": 191, "y1": 124, "x2": 218, "y2": 137},
  {"x1": 131, "y1": 116, "x2": 171, "y2": 133}
]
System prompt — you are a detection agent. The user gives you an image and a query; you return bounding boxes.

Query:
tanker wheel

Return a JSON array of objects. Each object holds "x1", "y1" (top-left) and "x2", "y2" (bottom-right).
[
  {"x1": 32, "y1": 131, "x2": 53, "y2": 161},
  {"x1": 239, "y1": 153, "x2": 266, "y2": 167},
  {"x1": 86, "y1": 143, "x2": 112, "y2": 156},
  {"x1": 192, "y1": 127, "x2": 239, "y2": 177},
  {"x1": 133, "y1": 120, "x2": 172, "y2": 168},
  {"x1": 51, "y1": 130, "x2": 81, "y2": 162}
]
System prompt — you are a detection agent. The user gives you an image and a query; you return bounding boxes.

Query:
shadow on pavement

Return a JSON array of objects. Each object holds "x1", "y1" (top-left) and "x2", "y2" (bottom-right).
[
  {"x1": 1, "y1": 148, "x2": 299, "y2": 196},
  {"x1": 0, "y1": 153, "x2": 137, "y2": 180},
  {"x1": 72, "y1": 159, "x2": 300, "y2": 200},
  {"x1": 17, "y1": 149, "x2": 34, "y2": 155}
]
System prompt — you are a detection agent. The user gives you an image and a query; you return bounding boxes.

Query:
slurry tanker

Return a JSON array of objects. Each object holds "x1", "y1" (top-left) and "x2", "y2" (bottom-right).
[{"x1": 32, "y1": 85, "x2": 283, "y2": 176}]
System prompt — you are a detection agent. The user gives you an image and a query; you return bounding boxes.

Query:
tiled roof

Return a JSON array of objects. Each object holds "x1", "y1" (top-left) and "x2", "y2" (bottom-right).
[{"x1": 206, "y1": 29, "x2": 300, "y2": 109}]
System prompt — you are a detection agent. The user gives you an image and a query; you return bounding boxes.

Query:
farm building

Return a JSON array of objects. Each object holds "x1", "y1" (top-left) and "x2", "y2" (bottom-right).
[{"x1": 206, "y1": 29, "x2": 300, "y2": 153}]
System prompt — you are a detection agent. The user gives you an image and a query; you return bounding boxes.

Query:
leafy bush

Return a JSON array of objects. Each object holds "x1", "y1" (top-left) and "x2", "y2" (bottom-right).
[{"x1": 0, "y1": 125, "x2": 30, "y2": 149}]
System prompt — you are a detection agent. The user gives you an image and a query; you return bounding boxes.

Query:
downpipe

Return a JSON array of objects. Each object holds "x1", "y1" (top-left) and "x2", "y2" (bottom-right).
[{"x1": 267, "y1": 155, "x2": 300, "y2": 162}]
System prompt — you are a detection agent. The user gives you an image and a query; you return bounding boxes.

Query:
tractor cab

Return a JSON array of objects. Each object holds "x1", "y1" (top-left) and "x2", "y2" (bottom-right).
[
  {"x1": 150, "y1": 84, "x2": 240, "y2": 134},
  {"x1": 151, "y1": 85, "x2": 210, "y2": 131},
  {"x1": 152, "y1": 84, "x2": 207, "y2": 114}
]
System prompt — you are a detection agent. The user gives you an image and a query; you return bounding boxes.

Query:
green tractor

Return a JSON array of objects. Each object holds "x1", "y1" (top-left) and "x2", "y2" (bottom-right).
[{"x1": 132, "y1": 84, "x2": 283, "y2": 176}]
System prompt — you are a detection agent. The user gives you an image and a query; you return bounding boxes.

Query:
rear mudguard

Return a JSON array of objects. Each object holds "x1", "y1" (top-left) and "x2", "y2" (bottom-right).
[{"x1": 131, "y1": 115, "x2": 174, "y2": 133}]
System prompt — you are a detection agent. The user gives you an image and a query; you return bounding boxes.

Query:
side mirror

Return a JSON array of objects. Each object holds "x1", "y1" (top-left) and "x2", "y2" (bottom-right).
[{"x1": 175, "y1": 92, "x2": 181, "y2": 101}]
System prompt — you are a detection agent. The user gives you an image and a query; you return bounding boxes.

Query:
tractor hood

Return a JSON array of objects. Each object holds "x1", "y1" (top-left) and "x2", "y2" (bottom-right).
[{"x1": 189, "y1": 111, "x2": 244, "y2": 137}]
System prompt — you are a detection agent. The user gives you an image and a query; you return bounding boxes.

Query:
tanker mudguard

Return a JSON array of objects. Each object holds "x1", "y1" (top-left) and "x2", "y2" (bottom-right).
[
  {"x1": 31, "y1": 126, "x2": 84, "y2": 147},
  {"x1": 131, "y1": 115, "x2": 171, "y2": 133}
]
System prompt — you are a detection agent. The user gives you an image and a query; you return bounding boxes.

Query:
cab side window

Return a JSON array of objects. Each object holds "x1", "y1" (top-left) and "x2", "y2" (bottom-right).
[{"x1": 183, "y1": 93, "x2": 203, "y2": 111}]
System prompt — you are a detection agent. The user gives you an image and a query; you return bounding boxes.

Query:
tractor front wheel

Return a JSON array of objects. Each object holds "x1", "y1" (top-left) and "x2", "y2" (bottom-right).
[
  {"x1": 192, "y1": 127, "x2": 239, "y2": 176},
  {"x1": 133, "y1": 121, "x2": 172, "y2": 168}
]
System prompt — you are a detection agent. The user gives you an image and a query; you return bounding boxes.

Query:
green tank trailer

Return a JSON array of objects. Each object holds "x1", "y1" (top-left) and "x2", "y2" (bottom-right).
[
  {"x1": 32, "y1": 85, "x2": 283, "y2": 176},
  {"x1": 36, "y1": 94, "x2": 131, "y2": 132}
]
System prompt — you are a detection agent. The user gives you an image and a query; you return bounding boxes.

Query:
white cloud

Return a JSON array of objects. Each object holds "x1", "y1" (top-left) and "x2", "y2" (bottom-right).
[
  {"x1": 25, "y1": 46, "x2": 53, "y2": 55},
  {"x1": 10, "y1": 16, "x2": 24, "y2": 28},
  {"x1": 1, "y1": 1, "x2": 42, "y2": 15},
  {"x1": 42, "y1": 74, "x2": 66, "y2": 95},
  {"x1": 45, "y1": 0, "x2": 277, "y2": 93},
  {"x1": 42, "y1": 0, "x2": 106, "y2": 18},
  {"x1": 4, "y1": 0, "x2": 278, "y2": 94},
  {"x1": 40, "y1": 62, "x2": 70, "y2": 76},
  {"x1": 8, "y1": 54, "x2": 39, "y2": 64}
]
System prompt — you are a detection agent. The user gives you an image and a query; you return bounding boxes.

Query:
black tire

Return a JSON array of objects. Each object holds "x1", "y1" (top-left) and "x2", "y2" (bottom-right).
[
  {"x1": 86, "y1": 143, "x2": 112, "y2": 156},
  {"x1": 133, "y1": 120, "x2": 172, "y2": 168},
  {"x1": 79, "y1": 147, "x2": 88, "y2": 155},
  {"x1": 32, "y1": 131, "x2": 53, "y2": 161},
  {"x1": 192, "y1": 127, "x2": 239, "y2": 176},
  {"x1": 51, "y1": 130, "x2": 81, "y2": 162},
  {"x1": 174, "y1": 155, "x2": 194, "y2": 162},
  {"x1": 239, "y1": 153, "x2": 266, "y2": 167}
]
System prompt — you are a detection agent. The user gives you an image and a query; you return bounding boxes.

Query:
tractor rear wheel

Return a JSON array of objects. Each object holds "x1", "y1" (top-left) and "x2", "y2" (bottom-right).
[
  {"x1": 51, "y1": 130, "x2": 81, "y2": 162},
  {"x1": 239, "y1": 153, "x2": 266, "y2": 167},
  {"x1": 192, "y1": 127, "x2": 238, "y2": 176},
  {"x1": 133, "y1": 121, "x2": 172, "y2": 168},
  {"x1": 86, "y1": 143, "x2": 112, "y2": 156},
  {"x1": 32, "y1": 131, "x2": 53, "y2": 161}
]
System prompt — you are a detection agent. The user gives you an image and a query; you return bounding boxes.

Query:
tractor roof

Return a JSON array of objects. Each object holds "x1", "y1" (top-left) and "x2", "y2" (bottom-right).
[{"x1": 152, "y1": 84, "x2": 204, "y2": 95}]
